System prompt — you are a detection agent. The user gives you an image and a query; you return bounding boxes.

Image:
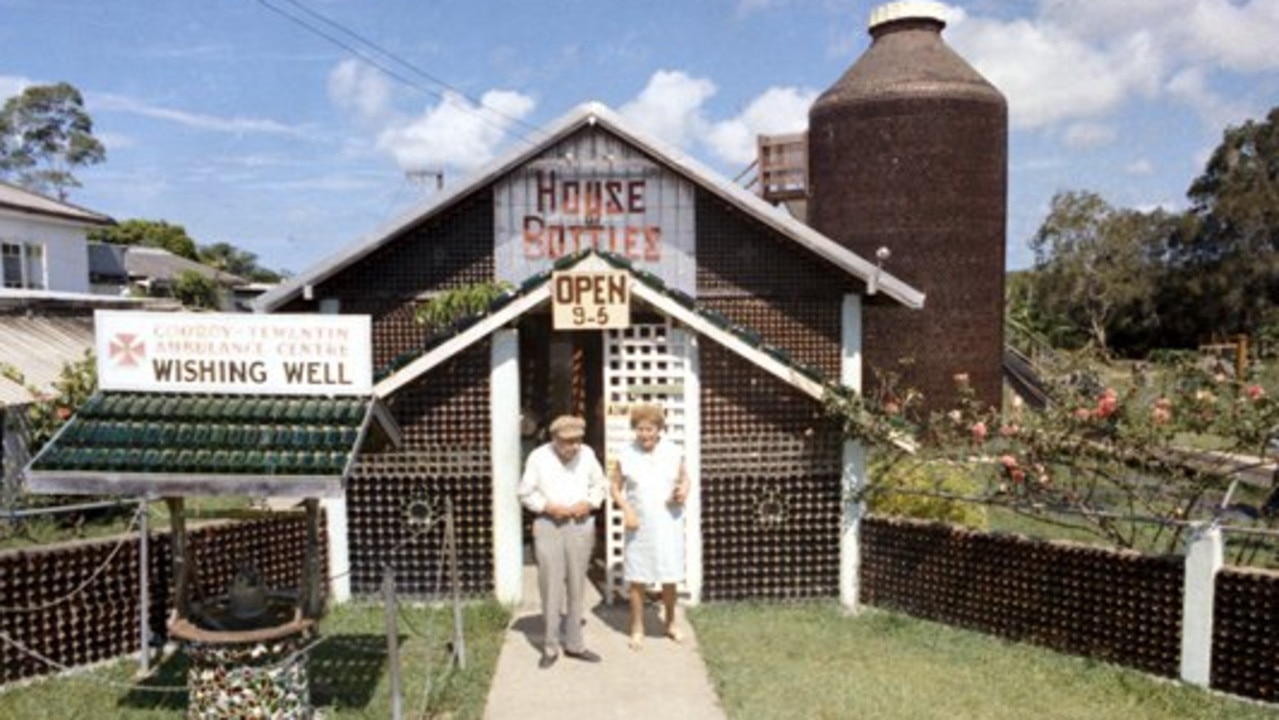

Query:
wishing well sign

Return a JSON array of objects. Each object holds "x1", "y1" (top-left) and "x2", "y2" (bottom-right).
[{"x1": 94, "y1": 310, "x2": 372, "y2": 396}]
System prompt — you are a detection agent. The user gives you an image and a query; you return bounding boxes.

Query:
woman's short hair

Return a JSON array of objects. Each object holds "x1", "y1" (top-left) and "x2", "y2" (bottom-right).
[{"x1": 629, "y1": 403, "x2": 665, "y2": 429}]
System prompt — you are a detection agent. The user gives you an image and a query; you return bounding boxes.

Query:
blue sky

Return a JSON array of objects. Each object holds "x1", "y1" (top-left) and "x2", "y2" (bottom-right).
[{"x1": 2, "y1": 0, "x2": 1277, "y2": 275}]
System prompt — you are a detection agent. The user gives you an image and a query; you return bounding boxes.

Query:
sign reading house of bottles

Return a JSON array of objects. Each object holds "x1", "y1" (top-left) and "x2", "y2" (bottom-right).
[
  {"x1": 493, "y1": 140, "x2": 697, "y2": 295},
  {"x1": 95, "y1": 310, "x2": 372, "y2": 395}
]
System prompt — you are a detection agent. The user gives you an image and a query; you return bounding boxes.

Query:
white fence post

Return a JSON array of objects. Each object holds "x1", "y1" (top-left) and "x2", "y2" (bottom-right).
[
  {"x1": 840, "y1": 294, "x2": 864, "y2": 613},
  {"x1": 491, "y1": 328, "x2": 523, "y2": 606},
  {"x1": 1180, "y1": 522, "x2": 1223, "y2": 687}
]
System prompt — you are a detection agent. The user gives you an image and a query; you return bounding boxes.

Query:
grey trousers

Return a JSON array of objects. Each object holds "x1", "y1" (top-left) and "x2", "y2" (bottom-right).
[{"x1": 532, "y1": 515, "x2": 595, "y2": 655}]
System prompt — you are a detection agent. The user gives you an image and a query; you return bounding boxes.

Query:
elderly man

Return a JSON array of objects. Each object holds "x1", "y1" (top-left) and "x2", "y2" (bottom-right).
[{"x1": 518, "y1": 414, "x2": 607, "y2": 668}]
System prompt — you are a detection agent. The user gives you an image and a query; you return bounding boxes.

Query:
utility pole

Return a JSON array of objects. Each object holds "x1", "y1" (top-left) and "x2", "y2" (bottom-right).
[{"x1": 405, "y1": 168, "x2": 444, "y2": 192}]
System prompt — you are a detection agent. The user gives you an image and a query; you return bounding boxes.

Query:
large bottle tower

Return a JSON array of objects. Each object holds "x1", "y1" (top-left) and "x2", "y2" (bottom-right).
[{"x1": 808, "y1": 1, "x2": 1007, "y2": 413}]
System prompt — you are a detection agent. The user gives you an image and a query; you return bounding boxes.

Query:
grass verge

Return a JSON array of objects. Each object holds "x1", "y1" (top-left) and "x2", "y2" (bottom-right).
[
  {"x1": 0, "y1": 600, "x2": 510, "y2": 719},
  {"x1": 691, "y1": 602, "x2": 1276, "y2": 720}
]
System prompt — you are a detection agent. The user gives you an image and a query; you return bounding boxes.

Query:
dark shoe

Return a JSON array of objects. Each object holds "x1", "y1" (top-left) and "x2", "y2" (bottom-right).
[
  {"x1": 538, "y1": 652, "x2": 559, "y2": 669},
  {"x1": 564, "y1": 648, "x2": 601, "y2": 663}
]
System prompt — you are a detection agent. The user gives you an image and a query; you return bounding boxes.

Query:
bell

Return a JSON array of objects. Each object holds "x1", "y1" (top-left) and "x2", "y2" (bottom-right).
[{"x1": 227, "y1": 563, "x2": 268, "y2": 620}]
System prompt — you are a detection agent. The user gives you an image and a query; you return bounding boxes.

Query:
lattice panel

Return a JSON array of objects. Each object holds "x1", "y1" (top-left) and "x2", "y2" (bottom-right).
[
  {"x1": 348, "y1": 449, "x2": 494, "y2": 598},
  {"x1": 601, "y1": 322, "x2": 691, "y2": 601},
  {"x1": 700, "y1": 470, "x2": 841, "y2": 601},
  {"x1": 860, "y1": 516, "x2": 1183, "y2": 677},
  {"x1": 1212, "y1": 567, "x2": 1279, "y2": 703}
]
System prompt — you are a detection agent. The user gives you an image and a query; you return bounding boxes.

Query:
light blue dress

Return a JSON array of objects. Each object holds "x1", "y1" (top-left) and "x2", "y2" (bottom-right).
[{"x1": 618, "y1": 438, "x2": 686, "y2": 584}]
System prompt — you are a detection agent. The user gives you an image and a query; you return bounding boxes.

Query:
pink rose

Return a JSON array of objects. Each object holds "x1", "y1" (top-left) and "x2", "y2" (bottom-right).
[
  {"x1": 1246, "y1": 384, "x2": 1266, "y2": 401},
  {"x1": 971, "y1": 421, "x2": 988, "y2": 442}
]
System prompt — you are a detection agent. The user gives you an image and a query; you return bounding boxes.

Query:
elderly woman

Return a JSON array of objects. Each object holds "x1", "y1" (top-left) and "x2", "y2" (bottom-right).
[{"x1": 610, "y1": 403, "x2": 691, "y2": 649}]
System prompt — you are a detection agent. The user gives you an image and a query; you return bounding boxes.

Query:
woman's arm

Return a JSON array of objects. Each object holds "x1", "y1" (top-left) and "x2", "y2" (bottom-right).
[
  {"x1": 672, "y1": 458, "x2": 690, "y2": 505},
  {"x1": 611, "y1": 458, "x2": 640, "y2": 530}
]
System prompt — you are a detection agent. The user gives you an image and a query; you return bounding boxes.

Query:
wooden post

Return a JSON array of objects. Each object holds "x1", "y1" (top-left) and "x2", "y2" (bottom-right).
[
  {"x1": 137, "y1": 497, "x2": 150, "y2": 676},
  {"x1": 446, "y1": 498, "x2": 466, "y2": 669},
  {"x1": 383, "y1": 567, "x2": 403, "y2": 720},
  {"x1": 302, "y1": 498, "x2": 323, "y2": 619},
  {"x1": 165, "y1": 497, "x2": 189, "y2": 619},
  {"x1": 1236, "y1": 334, "x2": 1249, "y2": 381}
]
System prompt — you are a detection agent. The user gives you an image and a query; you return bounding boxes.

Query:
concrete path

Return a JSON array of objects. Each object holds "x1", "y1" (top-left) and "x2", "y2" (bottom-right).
[{"x1": 484, "y1": 565, "x2": 727, "y2": 720}]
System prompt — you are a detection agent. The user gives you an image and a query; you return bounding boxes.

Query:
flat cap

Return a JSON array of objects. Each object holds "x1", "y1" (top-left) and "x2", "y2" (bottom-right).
[{"x1": 548, "y1": 415, "x2": 586, "y2": 438}]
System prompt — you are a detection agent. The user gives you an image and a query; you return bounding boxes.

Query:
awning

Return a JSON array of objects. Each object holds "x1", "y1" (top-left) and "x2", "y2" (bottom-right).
[{"x1": 22, "y1": 391, "x2": 401, "y2": 497}]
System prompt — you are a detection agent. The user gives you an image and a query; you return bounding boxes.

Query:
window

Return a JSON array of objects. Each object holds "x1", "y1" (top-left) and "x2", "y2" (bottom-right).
[{"x1": 1, "y1": 242, "x2": 47, "y2": 289}]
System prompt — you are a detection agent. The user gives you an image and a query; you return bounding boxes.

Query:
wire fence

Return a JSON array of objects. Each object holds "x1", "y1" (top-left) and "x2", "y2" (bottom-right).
[{"x1": 0, "y1": 496, "x2": 471, "y2": 718}]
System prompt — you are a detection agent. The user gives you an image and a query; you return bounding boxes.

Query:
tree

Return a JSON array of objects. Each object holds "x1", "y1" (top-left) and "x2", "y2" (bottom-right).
[
  {"x1": 1027, "y1": 191, "x2": 1172, "y2": 354},
  {"x1": 88, "y1": 218, "x2": 199, "y2": 260},
  {"x1": 198, "y1": 241, "x2": 283, "y2": 283},
  {"x1": 170, "y1": 269, "x2": 221, "y2": 309},
  {"x1": 1181, "y1": 106, "x2": 1279, "y2": 338},
  {"x1": 0, "y1": 82, "x2": 106, "y2": 199}
]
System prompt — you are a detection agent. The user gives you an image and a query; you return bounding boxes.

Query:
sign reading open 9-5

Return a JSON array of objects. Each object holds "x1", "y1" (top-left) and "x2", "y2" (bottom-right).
[{"x1": 551, "y1": 270, "x2": 631, "y2": 331}]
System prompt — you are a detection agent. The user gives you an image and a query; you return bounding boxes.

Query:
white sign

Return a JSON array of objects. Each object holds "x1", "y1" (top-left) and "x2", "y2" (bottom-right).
[
  {"x1": 94, "y1": 311, "x2": 373, "y2": 396},
  {"x1": 493, "y1": 142, "x2": 698, "y2": 294},
  {"x1": 552, "y1": 271, "x2": 631, "y2": 330}
]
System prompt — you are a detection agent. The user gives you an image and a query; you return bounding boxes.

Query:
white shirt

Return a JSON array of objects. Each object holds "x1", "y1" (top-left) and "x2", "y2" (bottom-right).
[{"x1": 518, "y1": 442, "x2": 607, "y2": 514}]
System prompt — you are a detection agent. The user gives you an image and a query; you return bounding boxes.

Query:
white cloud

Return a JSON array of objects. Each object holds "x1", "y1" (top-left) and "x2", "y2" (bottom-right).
[
  {"x1": 1062, "y1": 122, "x2": 1117, "y2": 149},
  {"x1": 327, "y1": 59, "x2": 392, "y2": 123},
  {"x1": 704, "y1": 86, "x2": 818, "y2": 166},
  {"x1": 94, "y1": 132, "x2": 135, "y2": 152},
  {"x1": 1042, "y1": 0, "x2": 1279, "y2": 73},
  {"x1": 0, "y1": 74, "x2": 32, "y2": 100},
  {"x1": 942, "y1": 0, "x2": 1276, "y2": 134},
  {"x1": 1165, "y1": 66, "x2": 1259, "y2": 132},
  {"x1": 615, "y1": 71, "x2": 816, "y2": 170},
  {"x1": 946, "y1": 15, "x2": 1155, "y2": 129},
  {"x1": 1181, "y1": 0, "x2": 1279, "y2": 72},
  {"x1": 618, "y1": 71, "x2": 717, "y2": 151},
  {"x1": 1125, "y1": 158, "x2": 1155, "y2": 176},
  {"x1": 375, "y1": 90, "x2": 536, "y2": 174},
  {"x1": 90, "y1": 93, "x2": 316, "y2": 138}
]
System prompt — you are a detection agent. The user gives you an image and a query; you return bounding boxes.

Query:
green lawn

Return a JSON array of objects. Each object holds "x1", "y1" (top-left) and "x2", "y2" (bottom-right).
[
  {"x1": 1, "y1": 496, "x2": 258, "y2": 551},
  {"x1": 691, "y1": 602, "x2": 1276, "y2": 720},
  {"x1": 0, "y1": 600, "x2": 511, "y2": 719}
]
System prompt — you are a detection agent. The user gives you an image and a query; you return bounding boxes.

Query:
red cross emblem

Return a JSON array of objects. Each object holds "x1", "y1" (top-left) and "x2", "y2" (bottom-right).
[{"x1": 109, "y1": 333, "x2": 146, "y2": 367}]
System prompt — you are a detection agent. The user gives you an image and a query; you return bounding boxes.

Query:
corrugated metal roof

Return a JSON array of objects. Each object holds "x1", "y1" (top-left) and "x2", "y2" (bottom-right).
[
  {"x1": 0, "y1": 314, "x2": 95, "y2": 406},
  {"x1": 124, "y1": 246, "x2": 248, "y2": 286},
  {"x1": 0, "y1": 180, "x2": 114, "y2": 226},
  {"x1": 254, "y1": 101, "x2": 924, "y2": 312}
]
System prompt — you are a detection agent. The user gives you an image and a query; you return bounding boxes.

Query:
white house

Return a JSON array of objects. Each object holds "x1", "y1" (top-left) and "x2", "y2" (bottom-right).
[{"x1": 0, "y1": 180, "x2": 113, "y2": 294}]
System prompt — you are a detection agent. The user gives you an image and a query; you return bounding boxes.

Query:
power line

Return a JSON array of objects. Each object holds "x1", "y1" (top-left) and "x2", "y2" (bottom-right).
[{"x1": 256, "y1": 0, "x2": 545, "y2": 148}]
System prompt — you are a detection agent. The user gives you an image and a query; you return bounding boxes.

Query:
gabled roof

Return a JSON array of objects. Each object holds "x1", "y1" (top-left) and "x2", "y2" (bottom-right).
[
  {"x1": 254, "y1": 102, "x2": 924, "y2": 313},
  {"x1": 375, "y1": 251, "x2": 830, "y2": 402},
  {"x1": 0, "y1": 180, "x2": 114, "y2": 227},
  {"x1": 23, "y1": 392, "x2": 401, "y2": 497},
  {"x1": 123, "y1": 246, "x2": 248, "y2": 287}
]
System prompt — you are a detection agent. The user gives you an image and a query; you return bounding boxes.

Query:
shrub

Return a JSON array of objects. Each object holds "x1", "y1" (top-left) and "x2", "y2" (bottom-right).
[{"x1": 868, "y1": 458, "x2": 988, "y2": 530}]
